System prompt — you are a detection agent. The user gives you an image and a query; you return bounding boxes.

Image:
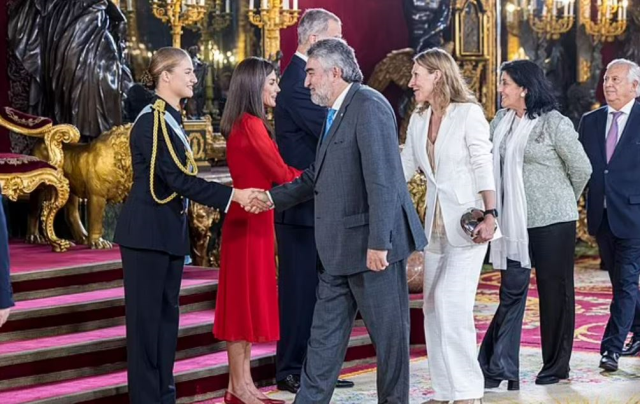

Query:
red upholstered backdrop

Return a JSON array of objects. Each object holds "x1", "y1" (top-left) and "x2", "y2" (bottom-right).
[
  {"x1": 0, "y1": 2, "x2": 10, "y2": 152},
  {"x1": 279, "y1": 0, "x2": 409, "y2": 80}
]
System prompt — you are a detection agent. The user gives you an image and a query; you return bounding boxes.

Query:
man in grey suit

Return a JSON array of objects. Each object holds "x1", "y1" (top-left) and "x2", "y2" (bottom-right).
[{"x1": 251, "y1": 38, "x2": 427, "y2": 404}]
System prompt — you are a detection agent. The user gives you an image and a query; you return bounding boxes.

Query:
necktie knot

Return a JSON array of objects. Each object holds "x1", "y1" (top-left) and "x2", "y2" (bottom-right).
[{"x1": 611, "y1": 111, "x2": 623, "y2": 120}]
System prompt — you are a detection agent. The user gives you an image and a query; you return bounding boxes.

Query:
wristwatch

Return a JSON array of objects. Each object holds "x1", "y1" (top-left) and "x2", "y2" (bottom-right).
[{"x1": 483, "y1": 209, "x2": 498, "y2": 218}]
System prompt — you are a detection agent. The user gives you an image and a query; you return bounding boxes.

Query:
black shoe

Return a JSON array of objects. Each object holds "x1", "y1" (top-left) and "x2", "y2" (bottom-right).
[
  {"x1": 276, "y1": 374, "x2": 300, "y2": 394},
  {"x1": 335, "y1": 379, "x2": 354, "y2": 388},
  {"x1": 621, "y1": 338, "x2": 640, "y2": 356},
  {"x1": 484, "y1": 378, "x2": 519, "y2": 390},
  {"x1": 484, "y1": 378, "x2": 501, "y2": 389},
  {"x1": 599, "y1": 352, "x2": 620, "y2": 372},
  {"x1": 535, "y1": 375, "x2": 560, "y2": 385}
]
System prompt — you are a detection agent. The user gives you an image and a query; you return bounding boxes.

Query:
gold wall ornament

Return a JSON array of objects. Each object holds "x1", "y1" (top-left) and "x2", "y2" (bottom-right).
[
  {"x1": 454, "y1": 0, "x2": 497, "y2": 118},
  {"x1": 580, "y1": 0, "x2": 628, "y2": 42},
  {"x1": 184, "y1": 116, "x2": 227, "y2": 167},
  {"x1": 188, "y1": 201, "x2": 222, "y2": 267},
  {"x1": 524, "y1": 0, "x2": 575, "y2": 39},
  {"x1": 248, "y1": 0, "x2": 300, "y2": 60},
  {"x1": 31, "y1": 124, "x2": 134, "y2": 250},
  {"x1": 407, "y1": 172, "x2": 427, "y2": 227},
  {"x1": 151, "y1": 0, "x2": 208, "y2": 47},
  {"x1": 578, "y1": 58, "x2": 593, "y2": 83}
]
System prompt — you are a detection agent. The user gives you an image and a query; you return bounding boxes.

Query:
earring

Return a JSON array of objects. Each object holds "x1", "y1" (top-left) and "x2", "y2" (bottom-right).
[{"x1": 520, "y1": 92, "x2": 526, "y2": 98}]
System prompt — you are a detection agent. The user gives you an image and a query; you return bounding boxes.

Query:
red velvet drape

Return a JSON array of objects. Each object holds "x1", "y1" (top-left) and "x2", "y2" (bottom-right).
[
  {"x1": 280, "y1": 0, "x2": 409, "y2": 81},
  {"x1": 0, "y1": 2, "x2": 10, "y2": 152}
]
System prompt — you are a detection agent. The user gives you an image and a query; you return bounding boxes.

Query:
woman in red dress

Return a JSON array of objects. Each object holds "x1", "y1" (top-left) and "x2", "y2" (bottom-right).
[{"x1": 214, "y1": 57, "x2": 302, "y2": 404}]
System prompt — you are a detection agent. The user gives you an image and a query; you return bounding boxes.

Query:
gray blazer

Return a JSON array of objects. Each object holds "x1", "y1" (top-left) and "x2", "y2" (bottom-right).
[
  {"x1": 491, "y1": 109, "x2": 592, "y2": 228},
  {"x1": 270, "y1": 83, "x2": 427, "y2": 276}
]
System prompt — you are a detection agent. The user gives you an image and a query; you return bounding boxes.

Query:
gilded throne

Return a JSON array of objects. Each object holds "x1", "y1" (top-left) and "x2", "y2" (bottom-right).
[{"x1": 0, "y1": 107, "x2": 80, "y2": 252}]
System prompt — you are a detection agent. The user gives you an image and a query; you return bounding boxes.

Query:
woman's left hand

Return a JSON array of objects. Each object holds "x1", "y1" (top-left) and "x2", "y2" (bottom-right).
[{"x1": 472, "y1": 215, "x2": 495, "y2": 243}]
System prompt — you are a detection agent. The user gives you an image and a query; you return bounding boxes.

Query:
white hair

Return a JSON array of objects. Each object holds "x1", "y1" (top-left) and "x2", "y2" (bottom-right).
[
  {"x1": 297, "y1": 8, "x2": 341, "y2": 46},
  {"x1": 607, "y1": 58, "x2": 640, "y2": 97}
]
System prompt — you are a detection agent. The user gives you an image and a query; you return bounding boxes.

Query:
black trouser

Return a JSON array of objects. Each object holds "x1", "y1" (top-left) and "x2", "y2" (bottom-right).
[
  {"x1": 479, "y1": 221, "x2": 576, "y2": 380},
  {"x1": 596, "y1": 211, "x2": 640, "y2": 354},
  {"x1": 275, "y1": 224, "x2": 319, "y2": 382},
  {"x1": 121, "y1": 246, "x2": 184, "y2": 404}
]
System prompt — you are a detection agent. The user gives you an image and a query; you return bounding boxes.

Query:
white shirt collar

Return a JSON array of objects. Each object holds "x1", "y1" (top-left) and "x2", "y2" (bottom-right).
[
  {"x1": 608, "y1": 98, "x2": 635, "y2": 115},
  {"x1": 294, "y1": 51, "x2": 308, "y2": 63},
  {"x1": 331, "y1": 83, "x2": 353, "y2": 112}
]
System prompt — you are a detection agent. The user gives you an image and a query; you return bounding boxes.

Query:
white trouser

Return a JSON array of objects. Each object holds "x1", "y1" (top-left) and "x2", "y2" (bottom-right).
[{"x1": 423, "y1": 234, "x2": 486, "y2": 401}]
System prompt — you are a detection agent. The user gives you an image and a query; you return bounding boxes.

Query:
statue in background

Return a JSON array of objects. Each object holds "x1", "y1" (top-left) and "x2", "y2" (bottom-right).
[
  {"x1": 186, "y1": 46, "x2": 208, "y2": 120},
  {"x1": 8, "y1": 0, "x2": 132, "y2": 140},
  {"x1": 403, "y1": 0, "x2": 452, "y2": 53}
]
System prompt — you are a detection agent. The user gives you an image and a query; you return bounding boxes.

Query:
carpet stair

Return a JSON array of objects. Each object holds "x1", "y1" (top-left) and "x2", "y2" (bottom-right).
[
  {"x1": 0, "y1": 327, "x2": 373, "y2": 404},
  {"x1": 1, "y1": 268, "x2": 218, "y2": 342}
]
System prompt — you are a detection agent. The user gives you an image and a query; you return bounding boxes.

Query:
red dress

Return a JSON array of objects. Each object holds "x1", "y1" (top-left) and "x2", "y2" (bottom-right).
[{"x1": 213, "y1": 113, "x2": 302, "y2": 342}]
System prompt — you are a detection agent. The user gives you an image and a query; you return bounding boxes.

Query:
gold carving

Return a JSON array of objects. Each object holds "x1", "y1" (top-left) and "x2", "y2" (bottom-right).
[
  {"x1": 32, "y1": 124, "x2": 133, "y2": 249},
  {"x1": 578, "y1": 59, "x2": 592, "y2": 84},
  {"x1": 188, "y1": 201, "x2": 222, "y2": 267},
  {"x1": 577, "y1": 195, "x2": 595, "y2": 246},
  {"x1": 454, "y1": 0, "x2": 497, "y2": 118},
  {"x1": 0, "y1": 117, "x2": 79, "y2": 252},
  {"x1": 407, "y1": 172, "x2": 427, "y2": 226}
]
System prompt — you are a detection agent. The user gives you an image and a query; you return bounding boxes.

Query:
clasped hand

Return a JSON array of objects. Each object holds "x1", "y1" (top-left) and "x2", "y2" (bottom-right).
[
  {"x1": 232, "y1": 188, "x2": 273, "y2": 214},
  {"x1": 472, "y1": 215, "x2": 495, "y2": 244}
]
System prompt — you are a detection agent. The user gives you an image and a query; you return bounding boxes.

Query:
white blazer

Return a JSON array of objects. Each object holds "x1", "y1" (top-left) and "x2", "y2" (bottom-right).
[{"x1": 401, "y1": 102, "x2": 495, "y2": 247}]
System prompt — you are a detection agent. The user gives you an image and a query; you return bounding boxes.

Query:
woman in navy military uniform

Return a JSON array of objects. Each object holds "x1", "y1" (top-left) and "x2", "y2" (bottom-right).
[{"x1": 114, "y1": 47, "x2": 268, "y2": 404}]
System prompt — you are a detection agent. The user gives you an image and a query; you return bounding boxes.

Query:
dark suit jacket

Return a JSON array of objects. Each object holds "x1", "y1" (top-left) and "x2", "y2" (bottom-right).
[
  {"x1": 273, "y1": 55, "x2": 326, "y2": 227},
  {"x1": 0, "y1": 188, "x2": 14, "y2": 309},
  {"x1": 270, "y1": 84, "x2": 428, "y2": 276},
  {"x1": 579, "y1": 101, "x2": 640, "y2": 238},
  {"x1": 114, "y1": 99, "x2": 232, "y2": 256}
]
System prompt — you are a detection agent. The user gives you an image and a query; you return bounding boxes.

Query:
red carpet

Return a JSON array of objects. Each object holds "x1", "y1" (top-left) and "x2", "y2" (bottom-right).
[{"x1": 9, "y1": 241, "x2": 122, "y2": 274}]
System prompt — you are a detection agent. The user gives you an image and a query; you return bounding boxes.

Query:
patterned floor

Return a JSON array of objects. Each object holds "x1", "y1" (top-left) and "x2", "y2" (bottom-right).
[
  {"x1": 221, "y1": 259, "x2": 640, "y2": 403},
  {"x1": 265, "y1": 347, "x2": 640, "y2": 403}
]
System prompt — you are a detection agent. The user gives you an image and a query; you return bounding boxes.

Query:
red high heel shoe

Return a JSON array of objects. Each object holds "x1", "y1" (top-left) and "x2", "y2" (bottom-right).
[{"x1": 224, "y1": 391, "x2": 247, "y2": 404}]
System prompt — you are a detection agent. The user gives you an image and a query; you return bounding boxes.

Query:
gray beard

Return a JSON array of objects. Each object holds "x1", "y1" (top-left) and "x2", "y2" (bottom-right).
[{"x1": 311, "y1": 91, "x2": 331, "y2": 107}]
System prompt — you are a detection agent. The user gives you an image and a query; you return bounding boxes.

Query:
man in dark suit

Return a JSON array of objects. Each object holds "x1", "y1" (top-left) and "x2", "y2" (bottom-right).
[
  {"x1": 252, "y1": 39, "x2": 427, "y2": 404},
  {"x1": 0, "y1": 188, "x2": 14, "y2": 328},
  {"x1": 273, "y1": 8, "x2": 353, "y2": 394},
  {"x1": 579, "y1": 58, "x2": 640, "y2": 371}
]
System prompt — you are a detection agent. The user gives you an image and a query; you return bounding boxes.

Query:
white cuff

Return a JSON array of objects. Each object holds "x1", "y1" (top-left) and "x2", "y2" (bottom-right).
[{"x1": 225, "y1": 189, "x2": 234, "y2": 213}]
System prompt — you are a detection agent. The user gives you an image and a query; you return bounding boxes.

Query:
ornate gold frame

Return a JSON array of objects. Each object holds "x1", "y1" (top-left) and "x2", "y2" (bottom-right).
[
  {"x1": 184, "y1": 116, "x2": 227, "y2": 168},
  {"x1": 0, "y1": 115, "x2": 80, "y2": 252},
  {"x1": 454, "y1": 0, "x2": 497, "y2": 118}
]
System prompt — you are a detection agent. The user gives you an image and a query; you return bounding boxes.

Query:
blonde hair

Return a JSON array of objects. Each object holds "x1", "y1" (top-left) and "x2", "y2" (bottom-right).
[
  {"x1": 146, "y1": 47, "x2": 190, "y2": 89},
  {"x1": 413, "y1": 48, "x2": 478, "y2": 114}
]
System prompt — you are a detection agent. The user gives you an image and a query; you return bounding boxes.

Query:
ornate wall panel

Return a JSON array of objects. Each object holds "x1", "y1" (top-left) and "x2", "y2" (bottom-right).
[{"x1": 453, "y1": 0, "x2": 497, "y2": 117}]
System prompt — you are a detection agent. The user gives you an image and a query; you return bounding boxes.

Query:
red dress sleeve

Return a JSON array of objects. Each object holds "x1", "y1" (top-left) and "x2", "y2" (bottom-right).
[{"x1": 242, "y1": 116, "x2": 303, "y2": 184}]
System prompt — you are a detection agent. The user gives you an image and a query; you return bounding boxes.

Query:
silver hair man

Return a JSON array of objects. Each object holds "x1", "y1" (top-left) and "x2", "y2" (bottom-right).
[
  {"x1": 307, "y1": 38, "x2": 364, "y2": 84},
  {"x1": 297, "y1": 8, "x2": 341, "y2": 46},
  {"x1": 607, "y1": 58, "x2": 640, "y2": 97}
]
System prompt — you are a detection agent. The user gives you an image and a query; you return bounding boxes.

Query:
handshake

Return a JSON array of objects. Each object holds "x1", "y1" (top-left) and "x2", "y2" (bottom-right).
[{"x1": 232, "y1": 188, "x2": 274, "y2": 214}]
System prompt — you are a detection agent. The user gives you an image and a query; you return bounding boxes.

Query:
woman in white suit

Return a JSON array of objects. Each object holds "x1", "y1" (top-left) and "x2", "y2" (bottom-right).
[{"x1": 401, "y1": 48, "x2": 496, "y2": 404}]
